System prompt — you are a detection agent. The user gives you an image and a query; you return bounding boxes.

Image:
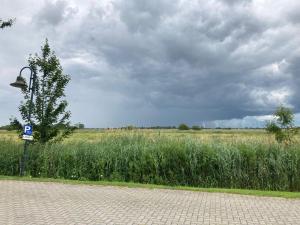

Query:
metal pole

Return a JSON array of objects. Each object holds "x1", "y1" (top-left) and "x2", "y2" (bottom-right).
[{"x1": 20, "y1": 67, "x2": 36, "y2": 176}]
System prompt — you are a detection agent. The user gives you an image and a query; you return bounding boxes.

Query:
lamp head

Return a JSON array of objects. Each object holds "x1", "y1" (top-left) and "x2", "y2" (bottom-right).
[{"x1": 10, "y1": 76, "x2": 27, "y2": 90}]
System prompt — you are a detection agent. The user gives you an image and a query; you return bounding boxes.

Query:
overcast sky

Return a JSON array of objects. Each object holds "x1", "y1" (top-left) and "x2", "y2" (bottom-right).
[{"x1": 1, "y1": 0, "x2": 300, "y2": 128}]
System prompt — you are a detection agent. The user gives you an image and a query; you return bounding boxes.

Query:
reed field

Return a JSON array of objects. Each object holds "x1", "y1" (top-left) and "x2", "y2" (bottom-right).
[{"x1": 0, "y1": 129, "x2": 300, "y2": 191}]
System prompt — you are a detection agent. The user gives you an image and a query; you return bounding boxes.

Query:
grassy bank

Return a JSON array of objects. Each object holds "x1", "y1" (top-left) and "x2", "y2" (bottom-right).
[
  {"x1": 0, "y1": 134, "x2": 300, "y2": 191},
  {"x1": 1, "y1": 175, "x2": 299, "y2": 199}
]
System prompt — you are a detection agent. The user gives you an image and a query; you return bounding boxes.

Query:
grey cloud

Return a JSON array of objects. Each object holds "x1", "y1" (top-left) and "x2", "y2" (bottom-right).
[
  {"x1": 288, "y1": 8, "x2": 300, "y2": 24},
  {"x1": 66, "y1": 0, "x2": 299, "y2": 124},
  {"x1": 286, "y1": 56, "x2": 300, "y2": 109},
  {"x1": 1, "y1": 0, "x2": 300, "y2": 127},
  {"x1": 115, "y1": 0, "x2": 179, "y2": 32},
  {"x1": 35, "y1": 0, "x2": 77, "y2": 26},
  {"x1": 63, "y1": 1, "x2": 298, "y2": 124},
  {"x1": 289, "y1": 10, "x2": 300, "y2": 24},
  {"x1": 221, "y1": 0, "x2": 251, "y2": 5}
]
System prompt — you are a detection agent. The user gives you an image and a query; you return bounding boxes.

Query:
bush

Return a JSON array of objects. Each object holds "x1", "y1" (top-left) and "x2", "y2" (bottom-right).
[
  {"x1": 266, "y1": 106, "x2": 298, "y2": 144},
  {"x1": 178, "y1": 124, "x2": 189, "y2": 130},
  {"x1": 1, "y1": 135, "x2": 300, "y2": 191}
]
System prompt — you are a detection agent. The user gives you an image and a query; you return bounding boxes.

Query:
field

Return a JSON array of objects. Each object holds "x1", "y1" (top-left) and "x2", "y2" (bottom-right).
[
  {"x1": 1, "y1": 128, "x2": 300, "y2": 144},
  {"x1": 0, "y1": 129, "x2": 300, "y2": 192}
]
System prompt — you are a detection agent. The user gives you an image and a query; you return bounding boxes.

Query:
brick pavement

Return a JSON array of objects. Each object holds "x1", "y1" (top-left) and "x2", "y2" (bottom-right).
[{"x1": 0, "y1": 180, "x2": 299, "y2": 225}]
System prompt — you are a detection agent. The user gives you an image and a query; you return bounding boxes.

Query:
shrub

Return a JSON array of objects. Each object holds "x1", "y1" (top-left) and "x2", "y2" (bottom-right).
[{"x1": 266, "y1": 106, "x2": 298, "y2": 144}]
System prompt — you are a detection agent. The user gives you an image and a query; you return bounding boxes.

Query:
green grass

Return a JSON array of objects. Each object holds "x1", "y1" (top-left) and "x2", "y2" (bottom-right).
[
  {"x1": 1, "y1": 133, "x2": 300, "y2": 192},
  {"x1": 0, "y1": 175, "x2": 299, "y2": 199}
]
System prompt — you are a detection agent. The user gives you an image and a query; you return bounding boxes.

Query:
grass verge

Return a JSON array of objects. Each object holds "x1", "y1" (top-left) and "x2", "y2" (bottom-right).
[{"x1": 0, "y1": 175, "x2": 299, "y2": 199}]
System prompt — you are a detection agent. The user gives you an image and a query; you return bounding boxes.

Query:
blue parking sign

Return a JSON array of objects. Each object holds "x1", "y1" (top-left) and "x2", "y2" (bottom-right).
[{"x1": 24, "y1": 125, "x2": 33, "y2": 135}]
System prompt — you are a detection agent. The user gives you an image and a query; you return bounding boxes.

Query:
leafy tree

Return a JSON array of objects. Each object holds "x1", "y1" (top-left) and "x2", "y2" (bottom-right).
[
  {"x1": 178, "y1": 123, "x2": 190, "y2": 130},
  {"x1": 266, "y1": 106, "x2": 298, "y2": 144},
  {"x1": 16, "y1": 39, "x2": 73, "y2": 143},
  {"x1": 0, "y1": 18, "x2": 15, "y2": 29},
  {"x1": 8, "y1": 117, "x2": 23, "y2": 131}
]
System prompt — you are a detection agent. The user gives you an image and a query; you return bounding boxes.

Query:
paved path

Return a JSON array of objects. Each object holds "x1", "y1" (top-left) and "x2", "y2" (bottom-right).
[{"x1": 0, "y1": 180, "x2": 299, "y2": 225}]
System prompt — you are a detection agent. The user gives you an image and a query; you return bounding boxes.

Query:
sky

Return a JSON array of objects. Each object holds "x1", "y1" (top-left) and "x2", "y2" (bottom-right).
[{"x1": 0, "y1": 0, "x2": 300, "y2": 128}]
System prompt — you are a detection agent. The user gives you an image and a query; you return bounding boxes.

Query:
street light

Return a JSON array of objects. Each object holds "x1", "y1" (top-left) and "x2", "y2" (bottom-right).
[{"x1": 10, "y1": 66, "x2": 37, "y2": 176}]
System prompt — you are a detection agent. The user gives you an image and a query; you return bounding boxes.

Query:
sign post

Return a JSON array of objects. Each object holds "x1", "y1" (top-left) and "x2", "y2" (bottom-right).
[
  {"x1": 20, "y1": 124, "x2": 33, "y2": 176},
  {"x1": 10, "y1": 66, "x2": 37, "y2": 176}
]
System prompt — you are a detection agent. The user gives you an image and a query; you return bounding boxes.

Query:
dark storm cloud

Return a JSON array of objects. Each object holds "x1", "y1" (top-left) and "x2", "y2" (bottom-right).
[
  {"x1": 1, "y1": 0, "x2": 300, "y2": 127},
  {"x1": 61, "y1": 0, "x2": 299, "y2": 124},
  {"x1": 287, "y1": 55, "x2": 300, "y2": 109}
]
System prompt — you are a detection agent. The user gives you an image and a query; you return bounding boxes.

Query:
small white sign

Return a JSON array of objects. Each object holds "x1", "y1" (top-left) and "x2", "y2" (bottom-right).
[{"x1": 22, "y1": 135, "x2": 33, "y2": 141}]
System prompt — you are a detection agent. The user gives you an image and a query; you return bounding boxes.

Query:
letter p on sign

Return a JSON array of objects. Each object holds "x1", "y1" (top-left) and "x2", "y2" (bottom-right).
[{"x1": 24, "y1": 125, "x2": 33, "y2": 136}]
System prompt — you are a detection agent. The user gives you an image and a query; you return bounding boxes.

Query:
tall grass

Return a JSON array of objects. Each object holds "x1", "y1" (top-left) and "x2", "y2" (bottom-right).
[{"x1": 0, "y1": 134, "x2": 299, "y2": 191}]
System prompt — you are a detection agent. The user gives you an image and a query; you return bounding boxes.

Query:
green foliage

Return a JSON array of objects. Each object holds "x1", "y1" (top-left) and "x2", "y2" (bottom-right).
[
  {"x1": 0, "y1": 125, "x2": 9, "y2": 130},
  {"x1": 275, "y1": 106, "x2": 294, "y2": 127},
  {"x1": 17, "y1": 39, "x2": 73, "y2": 143},
  {"x1": 266, "y1": 106, "x2": 298, "y2": 144},
  {"x1": 178, "y1": 123, "x2": 190, "y2": 130},
  {"x1": 0, "y1": 18, "x2": 15, "y2": 29},
  {"x1": 1, "y1": 135, "x2": 300, "y2": 191},
  {"x1": 191, "y1": 125, "x2": 202, "y2": 130},
  {"x1": 8, "y1": 117, "x2": 23, "y2": 132}
]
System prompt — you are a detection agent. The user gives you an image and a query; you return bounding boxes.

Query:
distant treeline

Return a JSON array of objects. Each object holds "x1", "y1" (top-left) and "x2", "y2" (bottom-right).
[
  {"x1": 120, "y1": 126, "x2": 177, "y2": 130},
  {"x1": 2, "y1": 123, "x2": 293, "y2": 131},
  {"x1": 1, "y1": 125, "x2": 271, "y2": 131},
  {"x1": 0, "y1": 125, "x2": 13, "y2": 130}
]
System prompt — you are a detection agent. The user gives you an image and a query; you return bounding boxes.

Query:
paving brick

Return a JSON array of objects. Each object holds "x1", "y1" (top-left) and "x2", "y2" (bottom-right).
[{"x1": 0, "y1": 180, "x2": 299, "y2": 224}]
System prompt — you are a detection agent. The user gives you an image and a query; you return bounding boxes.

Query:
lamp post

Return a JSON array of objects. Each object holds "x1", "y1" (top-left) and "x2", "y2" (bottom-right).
[{"x1": 10, "y1": 66, "x2": 37, "y2": 176}]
